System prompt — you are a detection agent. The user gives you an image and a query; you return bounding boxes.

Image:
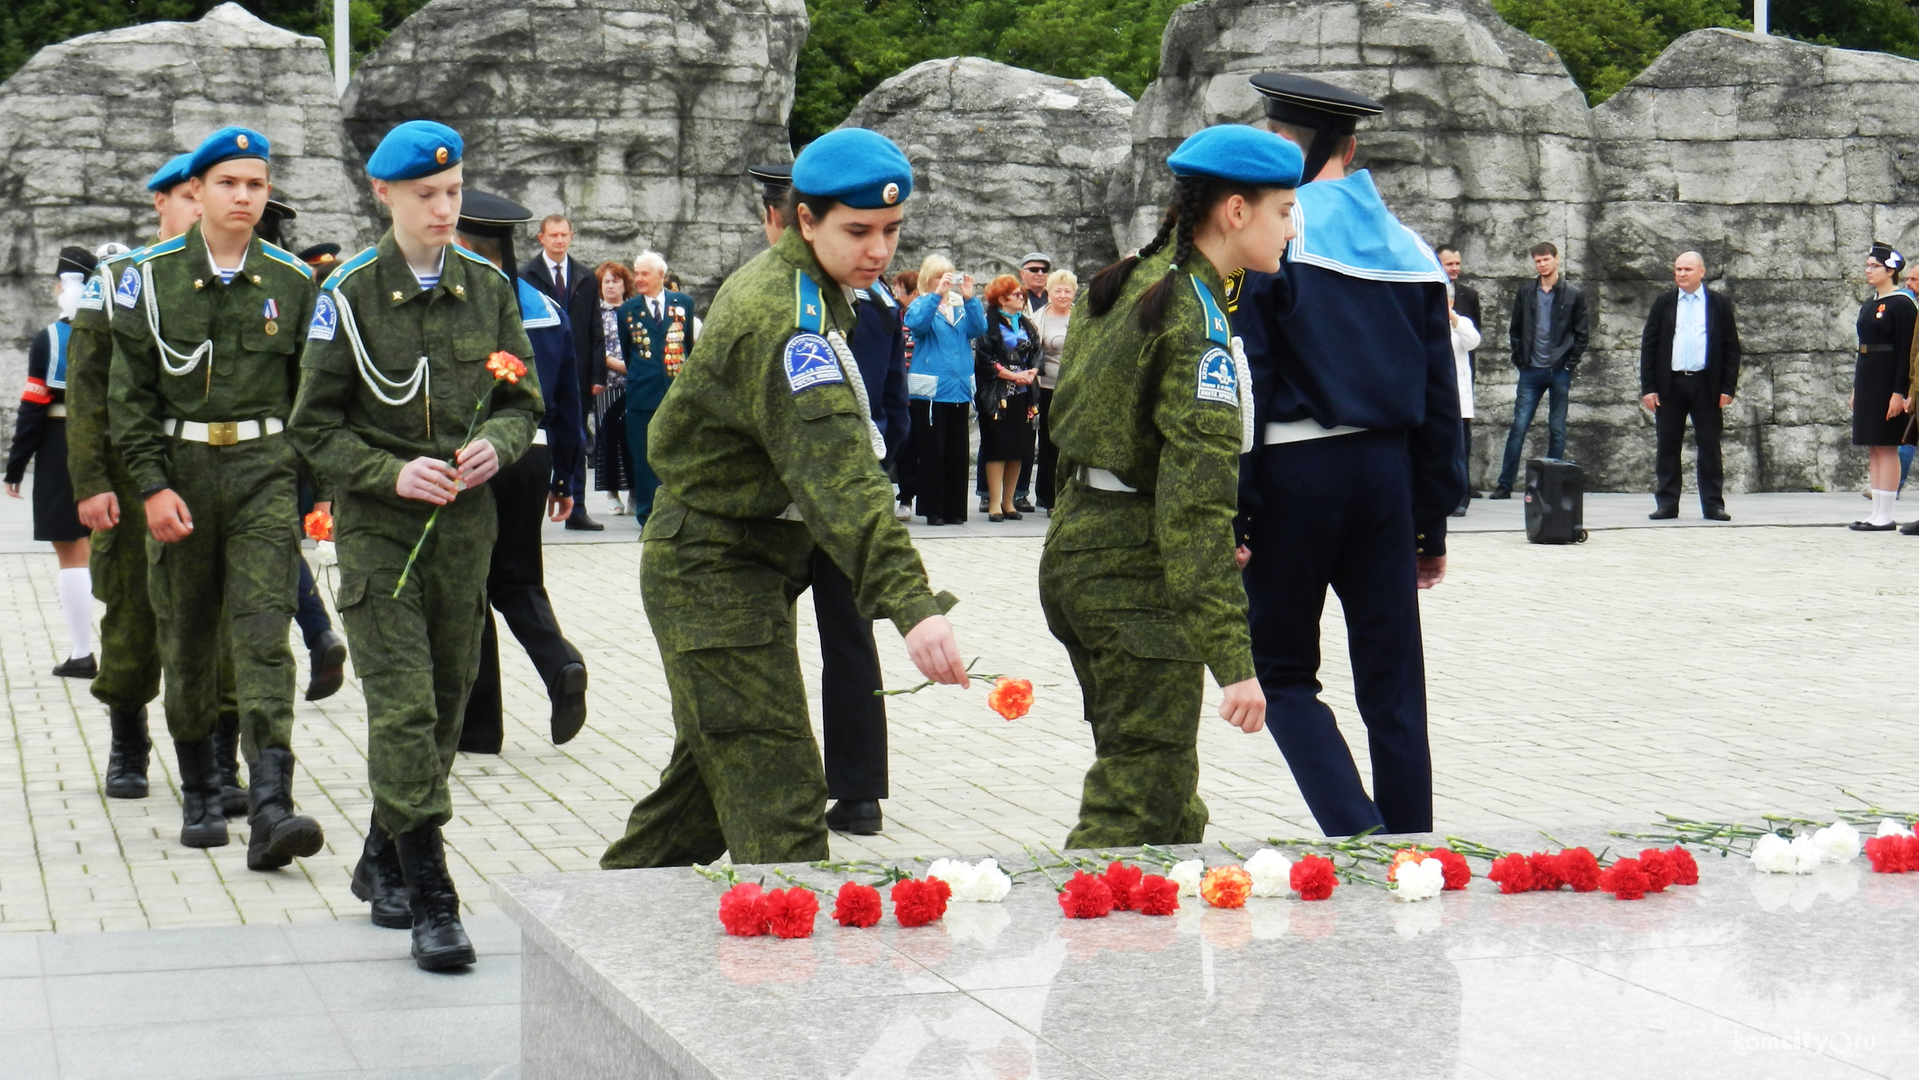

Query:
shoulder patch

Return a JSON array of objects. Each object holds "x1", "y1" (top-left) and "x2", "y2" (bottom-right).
[
  {"x1": 131, "y1": 235, "x2": 186, "y2": 266},
  {"x1": 794, "y1": 272, "x2": 825, "y2": 334},
  {"x1": 451, "y1": 244, "x2": 509, "y2": 281},
  {"x1": 1196, "y1": 347, "x2": 1238, "y2": 405},
  {"x1": 321, "y1": 247, "x2": 379, "y2": 291},
  {"x1": 1222, "y1": 269, "x2": 1244, "y2": 313},
  {"x1": 113, "y1": 265, "x2": 142, "y2": 309},
  {"x1": 1191, "y1": 275, "x2": 1232, "y2": 346},
  {"x1": 308, "y1": 293, "x2": 339, "y2": 342},
  {"x1": 783, "y1": 332, "x2": 844, "y2": 394},
  {"x1": 257, "y1": 242, "x2": 314, "y2": 280},
  {"x1": 77, "y1": 275, "x2": 105, "y2": 311}
]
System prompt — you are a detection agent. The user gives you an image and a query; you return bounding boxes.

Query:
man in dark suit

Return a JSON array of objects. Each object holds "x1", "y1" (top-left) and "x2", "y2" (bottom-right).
[
  {"x1": 1437, "y1": 245, "x2": 1480, "y2": 512},
  {"x1": 618, "y1": 250, "x2": 697, "y2": 527},
  {"x1": 1640, "y1": 250, "x2": 1741, "y2": 521},
  {"x1": 519, "y1": 213, "x2": 604, "y2": 530}
]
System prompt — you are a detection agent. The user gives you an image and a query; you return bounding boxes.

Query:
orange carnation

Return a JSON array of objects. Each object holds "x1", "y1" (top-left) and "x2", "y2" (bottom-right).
[
  {"x1": 987, "y1": 677, "x2": 1033, "y2": 720},
  {"x1": 485, "y1": 351, "x2": 528, "y2": 383},
  {"x1": 1199, "y1": 865, "x2": 1252, "y2": 909},
  {"x1": 303, "y1": 508, "x2": 334, "y2": 542},
  {"x1": 1386, "y1": 847, "x2": 1423, "y2": 882}
]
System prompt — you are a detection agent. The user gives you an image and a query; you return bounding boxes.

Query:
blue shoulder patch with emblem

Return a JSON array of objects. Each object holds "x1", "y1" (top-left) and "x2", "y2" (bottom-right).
[
  {"x1": 1191, "y1": 275, "x2": 1232, "y2": 347},
  {"x1": 1196, "y1": 347, "x2": 1237, "y2": 405},
  {"x1": 783, "y1": 332, "x2": 844, "y2": 394},
  {"x1": 308, "y1": 293, "x2": 339, "y2": 341},
  {"x1": 794, "y1": 272, "x2": 825, "y2": 334},
  {"x1": 77, "y1": 275, "x2": 105, "y2": 311},
  {"x1": 113, "y1": 265, "x2": 142, "y2": 309}
]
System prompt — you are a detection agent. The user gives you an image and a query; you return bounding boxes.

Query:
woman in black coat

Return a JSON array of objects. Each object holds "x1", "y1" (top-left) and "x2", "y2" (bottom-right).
[
  {"x1": 974, "y1": 274, "x2": 1042, "y2": 521},
  {"x1": 1851, "y1": 242, "x2": 1917, "y2": 530}
]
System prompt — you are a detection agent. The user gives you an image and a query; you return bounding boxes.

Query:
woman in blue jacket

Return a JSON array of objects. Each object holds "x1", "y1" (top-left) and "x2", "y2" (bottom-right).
[{"x1": 902, "y1": 255, "x2": 987, "y2": 524}]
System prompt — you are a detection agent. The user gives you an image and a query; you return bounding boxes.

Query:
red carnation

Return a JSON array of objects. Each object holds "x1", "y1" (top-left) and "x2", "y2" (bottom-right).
[
  {"x1": 1134, "y1": 874, "x2": 1179, "y2": 916},
  {"x1": 1488, "y1": 853, "x2": 1535, "y2": 894},
  {"x1": 1527, "y1": 851, "x2": 1567, "y2": 891},
  {"x1": 718, "y1": 882, "x2": 769, "y2": 936},
  {"x1": 1637, "y1": 849, "x2": 1675, "y2": 893},
  {"x1": 1598, "y1": 856, "x2": 1650, "y2": 900},
  {"x1": 891, "y1": 878, "x2": 948, "y2": 927},
  {"x1": 1429, "y1": 848, "x2": 1472, "y2": 891},
  {"x1": 1101, "y1": 861, "x2": 1143, "y2": 911},
  {"x1": 1667, "y1": 845, "x2": 1700, "y2": 886},
  {"x1": 1559, "y1": 847, "x2": 1602, "y2": 892},
  {"x1": 1057, "y1": 870, "x2": 1115, "y2": 919},
  {"x1": 1864, "y1": 834, "x2": 1919, "y2": 873},
  {"x1": 1290, "y1": 854, "x2": 1337, "y2": 901},
  {"x1": 764, "y1": 887, "x2": 819, "y2": 938},
  {"x1": 832, "y1": 882, "x2": 882, "y2": 928}
]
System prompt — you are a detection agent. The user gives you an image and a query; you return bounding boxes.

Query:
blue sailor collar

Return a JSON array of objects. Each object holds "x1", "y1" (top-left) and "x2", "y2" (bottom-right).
[{"x1": 1288, "y1": 170, "x2": 1447, "y2": 285}]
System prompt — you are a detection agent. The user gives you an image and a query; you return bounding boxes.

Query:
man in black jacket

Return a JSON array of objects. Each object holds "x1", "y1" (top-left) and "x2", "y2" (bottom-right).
[
  {"x1": 1438, "y1": 245, "x2": 1480, "y2": 512},
  {"x1": 1491, "y1": 242, "x2": 1588, "y2": 498},
  {"x1": 1640, "y1": 251, "x2": 1740, "y2": 521},
  {"x1": 519, "y1": 214, "x2": 604, "y2": 530}
]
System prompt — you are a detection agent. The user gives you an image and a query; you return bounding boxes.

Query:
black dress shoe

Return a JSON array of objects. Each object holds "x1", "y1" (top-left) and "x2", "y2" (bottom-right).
[
  {"x1": 305, "y1": 628, "x2": 348, "y2": 702},
  {"x1": 925, "y1": 516, "x2": 947, "y2": 526},
  {"x1": 1003, "y1": 510, "x2": 1023, "y2": 521},
  {"x1": 1014, "y1": 496, "x2": 1035, "y2": 514},
  {"x1": 1900, "y1": 520, "x2": 1919, "y2": 535},
  {"x1": 53, "y1": 654, "x2": 97, "y2": 679},
  {"x1": 565, "y1": 510, "x2": 605, "y2": 531},
  {"x1": 1648, "y1": 507, "x2": 1678, "y2": 520},
  {"x1": 1704, "y1": 508, "x2": 1731, "y2": 522},
  {"x1": 825, "y1": 800, "x2": 883, "y2": 836},
  {"x1": 988, "y1": 513, "x2": 1004, "y2": 523},
  {"x1": 550, "y1": 662, "x2": 588, "y2": 745},
  {"x1": 1488, "y1": 486, "x2": 1512, "y2": 500},
  {"x1": 1850, "y1": 520, "x2": 1897, "y2": 531}
]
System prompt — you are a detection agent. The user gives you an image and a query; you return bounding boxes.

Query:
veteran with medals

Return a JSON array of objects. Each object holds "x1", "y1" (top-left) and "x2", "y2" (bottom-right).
[{"x1": 600, "y1": 128, "x2": 967, "y2": 871}]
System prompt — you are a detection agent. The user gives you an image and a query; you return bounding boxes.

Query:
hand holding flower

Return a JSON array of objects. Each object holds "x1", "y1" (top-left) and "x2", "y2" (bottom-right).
[
  {"x1": 455, "y1": 437, "x2": 501, "y2": 487},
  {"x1": 397, "y1": 457, "x2": 460, "y2": 504}
]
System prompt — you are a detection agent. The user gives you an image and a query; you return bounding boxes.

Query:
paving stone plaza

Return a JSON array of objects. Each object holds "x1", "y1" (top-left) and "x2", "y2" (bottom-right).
[{"x1": 3, "y1": 491, "x2": 1917, "y2": 1078}]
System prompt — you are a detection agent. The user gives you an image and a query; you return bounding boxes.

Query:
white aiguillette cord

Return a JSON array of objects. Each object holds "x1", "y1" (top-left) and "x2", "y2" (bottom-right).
[
  {"x1": 1230, "y1": 335, "x2": 1255, "y2": 455},
  {"x1": 143, "y1": 263, "x2": 212, "y2": 378},
  {"x1": 333, "y1": 287, "x2": 430, "y2": 407},
  {"x1": 823, "y1": 328, "x2": 888, "y2": 460}
]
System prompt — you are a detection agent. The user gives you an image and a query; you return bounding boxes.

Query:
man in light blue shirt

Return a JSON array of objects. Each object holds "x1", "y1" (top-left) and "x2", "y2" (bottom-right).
[{"x1": 1640, "y1": 251, "x2": 1741, "y2": 520}]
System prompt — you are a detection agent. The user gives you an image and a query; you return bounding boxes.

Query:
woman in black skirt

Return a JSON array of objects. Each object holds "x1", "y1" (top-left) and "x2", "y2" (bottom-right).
[
  {"x1": 1850, "y1": 242, "x2": 1916, "y2": 531},
  {"x1": 586, "y1": 261, "x2": 636, "y2": 514},
  {"x1": 4, "y1": 246, "x2": 98, "y2": 676},
  {"x1": 974, "y1": 273, "x2": 1042, "y2": 521}
]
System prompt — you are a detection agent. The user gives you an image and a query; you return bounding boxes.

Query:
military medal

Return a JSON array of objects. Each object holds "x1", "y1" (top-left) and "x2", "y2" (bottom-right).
[
  {"x1": 664, "y1": 311, "x2": 686, "y2": 377},
  {"x1": 263, "y1": 298, "x2": 279, "y2": 336}
]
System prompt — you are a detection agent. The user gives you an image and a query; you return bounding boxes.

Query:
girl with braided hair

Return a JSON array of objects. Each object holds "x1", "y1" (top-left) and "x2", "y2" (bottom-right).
[{"x1": 1040, "y1": 125, "x2": 1303, "y2": 848}]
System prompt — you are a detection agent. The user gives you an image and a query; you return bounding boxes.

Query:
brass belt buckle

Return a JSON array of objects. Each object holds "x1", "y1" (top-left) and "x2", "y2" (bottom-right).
[{"x1": 206, "y1": 421, "x2": 240, "y2": 446}]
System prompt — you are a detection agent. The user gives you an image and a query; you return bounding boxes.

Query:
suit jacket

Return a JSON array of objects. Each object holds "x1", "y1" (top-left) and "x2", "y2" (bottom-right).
[
  {"x1": 1452, "y1": 282, "x2": 1482, "y2": 374},
  {"x1": 850, "y1": 281, "x2": 912, "y2": 468},
  {"x1": 519, "y1": 254, "x2": 598, "y2": 404},
  {"x1": 1507, "y1": 277, "x2": 1589, "y2": 372},
  {"x1": 1639, "y1": 286, "x2": 1741, "y2": 401},
  {"x1": 619, "y1": 289, "x2": 698, "y2": 411}
]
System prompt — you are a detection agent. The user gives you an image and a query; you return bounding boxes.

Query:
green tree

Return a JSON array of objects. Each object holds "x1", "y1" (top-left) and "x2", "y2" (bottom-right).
[{"x1": 1491, "y1": 0, "x2": 1748, "y2": 102}]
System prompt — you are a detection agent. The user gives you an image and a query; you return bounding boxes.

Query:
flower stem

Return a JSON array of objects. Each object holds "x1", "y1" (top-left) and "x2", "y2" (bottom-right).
[{"x1": 392, "y1": 385, "x2": 498, "y2": 600}]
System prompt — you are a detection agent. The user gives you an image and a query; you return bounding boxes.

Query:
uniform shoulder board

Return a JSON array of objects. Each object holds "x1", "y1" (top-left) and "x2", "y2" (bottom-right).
[
  {"x1": 1190, "y1": 275, "x2": 1232, "y2": 347},
  {"x1": 321, "y1": 246, "x2": 379, "y2": 291},
  {"x1": 257, "y1": 241, "x2": 314, "y2": 280},
  {"x1": 783, "y1": 331, "x2": 844, "y2": 395},
  {"x1": 517, "y1": 277, "x2": 562, "y2": 329},
  {"x1": 132, "y1": 235, "x2": 186, "y2": 266},
  {"x1": 451, "y1": 243, "x2": 509, "y2": 281},
  {"x1": 1222, "y1": 269, "x2": 1244, "y2": 313},
  {"x1": 793, "y1": 271, "x2": 825, "y2": 334},
  {"x1": 1195, "y1": 345, "x2": 1238, "y2": 406}
]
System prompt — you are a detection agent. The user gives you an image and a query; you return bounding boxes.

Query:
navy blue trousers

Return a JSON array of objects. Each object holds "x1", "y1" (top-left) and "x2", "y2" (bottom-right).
[{"x1": 1244, "y1": 429, "x2": 1433, "y2": 836}]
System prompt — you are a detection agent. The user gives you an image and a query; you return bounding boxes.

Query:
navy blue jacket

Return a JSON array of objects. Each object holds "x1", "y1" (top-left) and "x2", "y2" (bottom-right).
[
  {"x1": 619, "y1": 289, "x2": 697, "y2": 411},
  {"x1": 515, "y1": 277, "x2": 586, "y2": 494},
  {"x1": 851, "y1": 281, "x2": 911, "y2": 469},
  {"x1": 1230, "y1": 260, "x2": 1464, "y2": 554}
]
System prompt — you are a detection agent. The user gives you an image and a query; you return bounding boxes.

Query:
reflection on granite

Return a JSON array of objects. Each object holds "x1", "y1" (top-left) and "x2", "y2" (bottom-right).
[{"x1": 495, "y1": 830, "x2": 1917, "y2": 1079}]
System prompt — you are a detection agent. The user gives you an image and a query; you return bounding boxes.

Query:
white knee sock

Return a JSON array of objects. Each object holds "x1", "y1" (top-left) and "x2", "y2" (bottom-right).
[
  {"x1": 1870, "y1": 489, "x2": 1897, "y2": 526},
  {"x1": 56, "y1": 567, "x2": 92, "y2": 659}
]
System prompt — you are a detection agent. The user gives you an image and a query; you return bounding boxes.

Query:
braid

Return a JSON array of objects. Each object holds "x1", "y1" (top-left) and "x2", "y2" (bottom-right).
[
  {"x1": 1088, "y1": 196, "x2": 1180, "y2": 316},
  {"x1": 1134, "y1": 178, "x2": 1205, "y2": 334}
]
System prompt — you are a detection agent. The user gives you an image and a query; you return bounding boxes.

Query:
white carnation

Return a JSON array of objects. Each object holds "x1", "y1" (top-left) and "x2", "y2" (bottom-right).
[
  {"x1": 925, "y1": 858, "x2": 976, "y2": 898},
  {"x1": 1877, "y1": 818, "x2": 1912, "y2": 839},
  {"x1": 965, "y1": 859, "x2": 1012, "y2": 903},
  {"x1": 1391, "y1": 857, "x2": 1446, "y2": 902},
  {"x1": 1811, "y1": 821, "x2": 1860, "y2": 864},
  {"x1": 1243, "y1": 849, "x2": 1292, "y2": 898},
  {"x1": 1788, "y1": 834, "x2": 1822, "y2": 874},
  {"x1": 1168, "y1": 859, "x2": 1205, "y2": 897},
  {"x1": 1750, "y1": 833, "x2": 1796, "y2": 874}
]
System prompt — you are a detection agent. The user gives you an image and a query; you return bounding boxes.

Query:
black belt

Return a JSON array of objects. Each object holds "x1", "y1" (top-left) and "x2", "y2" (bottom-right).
[
  {"x1": 1861, "y1": 344, "x2": 1898, "y2": 354},
  {"x1": 1671, "y1": 369, "x2": 1703, "y2": 376}
]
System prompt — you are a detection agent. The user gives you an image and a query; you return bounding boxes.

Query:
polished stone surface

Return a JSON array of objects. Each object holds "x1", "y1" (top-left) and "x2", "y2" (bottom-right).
[{"x1": 496, "y1": 829, "x2": 1917, "y2": 1079}]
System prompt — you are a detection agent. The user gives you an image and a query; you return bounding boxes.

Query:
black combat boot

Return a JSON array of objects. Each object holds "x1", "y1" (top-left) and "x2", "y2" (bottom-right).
[
  {"x1": 173, "y1": 738, "x2": 230, "y2": 848},
  {"x1": 244, "y1": 747, "x2": 325, "y2": 871},
  {"x1": 212, "y1": 714, "x2": 248, "y2": 816},
  {"x1": 395, "y1": 826, "x2": 476, "y2": 971},
  {"x1": 350, "y1": 815, "x2": 411, "y2": 929},
  {"x1": 104, "y1": 706, "x2": 151, "y2": 799}
]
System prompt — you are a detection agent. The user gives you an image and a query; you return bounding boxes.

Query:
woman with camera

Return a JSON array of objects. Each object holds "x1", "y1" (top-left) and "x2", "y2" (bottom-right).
[{"x1": 902, "y1": 255, "x2": 986, "y2": 524}]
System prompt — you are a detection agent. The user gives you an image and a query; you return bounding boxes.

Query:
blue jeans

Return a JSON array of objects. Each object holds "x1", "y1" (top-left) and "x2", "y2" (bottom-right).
[{"x1": 1496, "y1": 366, "x2": 1570, "y2": 489}]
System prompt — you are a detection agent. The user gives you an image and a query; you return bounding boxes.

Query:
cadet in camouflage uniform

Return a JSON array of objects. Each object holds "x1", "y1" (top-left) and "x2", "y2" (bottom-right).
[
  {"x1": 1042, "y1": 125, "x2": 1302, "y2": 848},
  {"x1": 108, "y1": 129, "x2": 325, "y2": 864},
  {"x1": 289, "y1": 121, "x2": 541, "y2": 971},
  {"x1": 600, "y1": 128, "x2": 967, "y2": 871}
]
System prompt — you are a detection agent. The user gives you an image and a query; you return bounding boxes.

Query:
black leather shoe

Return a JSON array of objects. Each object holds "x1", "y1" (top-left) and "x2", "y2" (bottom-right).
[
  {"x1": 1648, "y1": 507, "x2": 1678, "y2": 520},
  {"x1": 1851, "y1": 520, "x2": 1897, "y2": 531},
  {"x1": 397, "y1": 826, "x2": 477, "y2": 971},
  {"x1": 825, "y1": 800, "x2": 883, "y2": 836},
  {"x1": 305, "y1": 628, "x2": 348, "y2": 702},
  {"x1": 104, "y1": 706, "x2": 151, "y2": 800},
  {"x1": 550, "y1": 662, "x2": 588, "y2": 745},
  {"x1": 925, "y1": 516, "x2": 946, "y2": 526},
  {"x1": 1449, "y1": 506, "x2": 1467, "y2": 517},
  {"x1": 1704, "y1": 508, "x2": 1732, "y2": 522},
  {"x1": 213, "y1": 714, "x2": 248, "y2": 816},
  {"x1": 1489, "y1": 486, "x2": 1512, "y2": 500},
  {"x1": 988, "y1": 513, "x2": 1004, "y2": 523},
  {"x1": 53, "y1": 654, "x2": 97, "y2": 679},
  {"x1": 1004, "y1": 510, "x2": 1023, "y2": 521},
  {"x1": 174, "y1": 738, "x2": 229, "y2": 848},
  {"x1": 565, "y1": 510, "x2": 605, "y2": 532},
  {"x1": 1900, "y1": 520, "x2": 1919, "y2": 535},
  {"x1": 1014, "y1": 496, "x2": 1035, "y2": 514},
  {"x1": 350, "y1": 815, "x2": 412, "y2": 930},
  {"x1": 245, "y1": 747, "x2": 325, "y2": 871},
  {"x1": 978, "y1": 496, "x2": 990, "y2": 513}
]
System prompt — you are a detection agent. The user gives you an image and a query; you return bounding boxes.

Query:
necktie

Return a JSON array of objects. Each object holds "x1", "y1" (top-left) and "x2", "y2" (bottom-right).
[
  {"x1": 554, "y1": 261, "x2": 566, "y2": 296},
  {"x1": 652, "y1": 298, "x2": 661, "y2": 322}
]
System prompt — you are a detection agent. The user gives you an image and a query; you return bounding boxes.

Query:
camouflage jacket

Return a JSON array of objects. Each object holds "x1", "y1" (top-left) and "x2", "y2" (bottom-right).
[{"x1": 66, "y1": 240, "x2": 153, "y2": 501}]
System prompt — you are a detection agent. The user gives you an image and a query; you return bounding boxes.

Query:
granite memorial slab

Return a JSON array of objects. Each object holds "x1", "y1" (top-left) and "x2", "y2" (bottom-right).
[{"x1": 495, "y1": 828, "x2": 1917, "y2": 1079}]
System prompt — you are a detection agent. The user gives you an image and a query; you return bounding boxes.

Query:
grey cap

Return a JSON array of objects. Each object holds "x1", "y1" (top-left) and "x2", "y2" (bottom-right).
[{"x1": 1019, "y1": 251, "x2": 1053, "y2": 269}]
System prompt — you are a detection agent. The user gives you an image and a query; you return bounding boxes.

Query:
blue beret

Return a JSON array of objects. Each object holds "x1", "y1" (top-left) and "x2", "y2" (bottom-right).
[
  {"x1": 1166, "y1": 125, "x2": 1304, "y2": 188},
  {"x1": 188, "y1": 126, "x2": 270, "y2": 178},
  {"x1": 367, "y1": 121, "x2": 463, "y2": 182},
  {"x1": 146, "y1": 152, "x2": 195, "y2": 193},
  {"x1": 792, "y1": 128, "x2": 913, "y2": 210}
]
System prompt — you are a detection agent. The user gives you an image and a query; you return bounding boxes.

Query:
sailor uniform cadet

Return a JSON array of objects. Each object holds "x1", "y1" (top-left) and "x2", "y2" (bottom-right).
[
  {"x1": 748, "y1": 161, "x2": 793, "y2": 250},
  {"x1": 601, "y1": 127, "x2": 956, "y2": 870},
  {"x1": 256, "y1": 198, "x2": 297, "y2": 250},
  {"x1": 1231, "y1": 74, "x2": 1463, "y2": 836},
  {"x1": 288, "y1": 120, "x2": 540, "y2": 968},
  {"x1": 1041, "y1": 125, "x2": 1299, "y2": 848},
  {"x1": 449, "y1": 189, "x2": 590, "y2": 755}
]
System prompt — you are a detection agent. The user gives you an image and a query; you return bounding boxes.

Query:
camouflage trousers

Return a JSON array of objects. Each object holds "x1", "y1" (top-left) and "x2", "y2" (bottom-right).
[
  {"x1": 1039, "y1": 483, "x2": 1208, "y2": 849},
  {"x1": 601, "y1": 495, "x2": 829, "y2": 869},
  {"x1": 148, "y1": 439, "x2": 298, "y2": 751},
  {"x1": 89, "y1": 466, "x2": 161, "y2": 714},
  {"x1": 334, "y1": 490, "x2": 493, "y2": 838}
]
